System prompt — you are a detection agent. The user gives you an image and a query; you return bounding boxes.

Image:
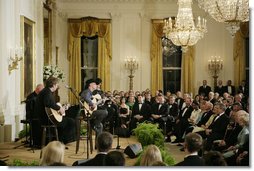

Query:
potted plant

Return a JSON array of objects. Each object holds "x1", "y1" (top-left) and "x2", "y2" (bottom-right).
[{"x1": 133, "y1": 122, "x2": 175, "y2": 166}]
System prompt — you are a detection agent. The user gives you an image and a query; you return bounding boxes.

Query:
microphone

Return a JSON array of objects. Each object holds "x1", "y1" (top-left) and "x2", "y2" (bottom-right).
[
  {"x1": 65, "y1": 85, "x2": 71, "y2": 89},
  {"x1": 65, "y1": 85, "x2": 77, "y2": 92}
]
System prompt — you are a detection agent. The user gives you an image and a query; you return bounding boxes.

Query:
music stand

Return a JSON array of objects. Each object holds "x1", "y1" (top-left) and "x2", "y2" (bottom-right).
[{"x1": 67, "y1": 87, "x2": 92, "y2": 159}]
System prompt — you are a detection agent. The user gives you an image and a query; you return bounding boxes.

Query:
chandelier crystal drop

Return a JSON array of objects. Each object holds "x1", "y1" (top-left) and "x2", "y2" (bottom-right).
[
  {"x1": 163, "y1": 0, "x2": 207, "y2": 52},
  {"x1": 197, "y1": 0, "x2": 249, "y2": 37}
]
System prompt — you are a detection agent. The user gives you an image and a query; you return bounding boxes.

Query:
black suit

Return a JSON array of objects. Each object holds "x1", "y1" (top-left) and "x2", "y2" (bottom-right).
[
  {"x1": 205, "y1": 113, "x2": 229, "y2": 151},
  {"x1": 25, "y1": 91, "x2": 39, "y2": 147},
  {"x1": 175, "y1": 98, "x2": 184, "y2": 110},
  {"x1": 168, "y1": 103, "x2": 179, "y2": 118},
  {"x1": 166, "y1": 103, "x2": 179, "y2": 132},
  {"x1": 174, "y1": 105, "x2": 193, "y2": 141},
  {"x1": 78, "y1": 153, "x2": 106, "y2": 166},
  {"x1": 198, "y1": 85, "x2": 211, "y2": 97},
  {"x1": 214, "y1": 86, "x2": 225, "y2": 97},
  {"x1": 197, "y1": 110, "x2": 213, "y2": 127},
  {"x1": 150, "y1": 103, "x2": 169, "y2": 130},
  {"x1": 130, "y1": 102, "x2": 151, "y2": 130},
  {"x1": 224, "y1": 85, "x2": 236, "y2": 96},
  {"x1": 175, "y1": 155, "x2": 205, "y2": 166},
  {"x1": 238, "y1": 85, "x2": 249, "y2": 97}
]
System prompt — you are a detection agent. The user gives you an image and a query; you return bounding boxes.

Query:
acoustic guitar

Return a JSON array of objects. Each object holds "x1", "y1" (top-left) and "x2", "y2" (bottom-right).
[
  {"x1": 45, "y1": 103, "x2": 67, "y2": 125},
  {"x1": 83, "y1": 94, "x2": 103, "y2": 115}
]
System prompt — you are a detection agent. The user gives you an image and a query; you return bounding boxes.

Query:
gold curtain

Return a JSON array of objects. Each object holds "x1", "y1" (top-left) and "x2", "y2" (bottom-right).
[
  {"x1": 181, "y1": 46, "x2": 195, "y2": 95},
  {"x1": 233, "y1": 22, "x2": 249, "y2": 87},
  {"x1": 68, "y1": 18, "x2": 112, "y2": 104},
  {"x1": 151, "y1": 20, "x2": 164, "y2": 96}
]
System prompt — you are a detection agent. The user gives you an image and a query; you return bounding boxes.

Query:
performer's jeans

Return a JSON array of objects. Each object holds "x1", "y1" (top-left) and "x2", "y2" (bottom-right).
[{"x1": 90, "y1": 109, "x2": 108, "y2": 136}]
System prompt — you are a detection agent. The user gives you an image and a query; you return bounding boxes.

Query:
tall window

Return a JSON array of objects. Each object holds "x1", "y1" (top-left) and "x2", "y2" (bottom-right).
[
  {"x1": 162, "y1": 37, "x2": 182, "y2": 94},
  {"x1": 81, "y1": 36, "x2": 98, "y2": 90}
]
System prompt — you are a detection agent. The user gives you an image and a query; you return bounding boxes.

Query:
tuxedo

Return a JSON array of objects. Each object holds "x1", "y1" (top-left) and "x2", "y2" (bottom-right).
[
  {"x1": 166, "y1": 102, "x2": 179, "y2": 132},
  {"x1": 130, "y1": 102, "x2": 151, "y2": 130},
  {"x1": 205, "y1": 113, "x2": 229, "y2": 150},
  {"x1": 173, "y1": 105, "x2": 194, "y2": 141},
  {"x1": 224, "y1": 85, "x2": 236, "y2": 96},
  {"x1": 175, "y1": 97, "x2": 184, "y2": 110},
  {"x1": 198, "y1": 85, "x2": 212, "y2": 97},
  {"x1": 175, "y1": 155, "x2": 205, "y2": 166},
  {"x1": 168, "y1": 102, "x2": 179, "y2": 118},
  {"x1": 197, "y1": 110, "x2": 213, "y2": 127},
  {"x1": 150, "y1": 103, "x2": 169, "y2": 130}
]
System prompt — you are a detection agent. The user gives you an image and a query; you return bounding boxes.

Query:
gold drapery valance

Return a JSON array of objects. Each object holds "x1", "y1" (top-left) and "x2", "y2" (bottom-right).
[
  {"x1": 233, "y1": 22, "x2": 249, "y2": 87},
  {"x1": 68, "y1": 18, "x2": 112, "y2": 104},
  {"x1": 150, "y1": 19, "x2": 195, "y2": 96}
]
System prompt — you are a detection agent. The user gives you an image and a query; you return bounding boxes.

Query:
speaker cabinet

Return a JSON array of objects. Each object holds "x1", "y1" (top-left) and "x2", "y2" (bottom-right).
[{"x1": 124, "y1": 143, "x2": 143, "y2": 158}]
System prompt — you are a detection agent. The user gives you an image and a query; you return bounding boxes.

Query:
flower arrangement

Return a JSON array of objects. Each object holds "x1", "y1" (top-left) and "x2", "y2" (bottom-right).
[{"x1": 43, "y1": 65, "x2": 65, "y2": 82}]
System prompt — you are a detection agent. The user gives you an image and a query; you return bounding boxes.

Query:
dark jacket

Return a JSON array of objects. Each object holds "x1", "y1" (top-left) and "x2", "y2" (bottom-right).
[
  {"x1": 34, "y1": 87, "x2": 60, "y2": 125},
  {"x1": 175, "y1": 155, "x2": 205, "y2": 166},
  {"x1": 78, "y1": 153, "x2": 106, "y2": 166},
  {"x1": 198, "y1": 85, "x2": 212, "y2": 97}
]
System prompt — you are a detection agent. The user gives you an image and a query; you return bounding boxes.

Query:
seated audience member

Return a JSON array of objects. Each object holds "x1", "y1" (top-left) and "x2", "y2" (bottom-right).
[
  {"x1": 172, "y1": 97, "x2": 193, "y2": 143},
  {"x1": 166, "y1": 95, "x2": 179, "y2": 130},
  {"x1": 175, "y1": 133, "x2": 205, "y2": 166},
  {"x1": 130, "y1": 94, "x2": 151, "y2": 131},
  {"x1": 175, "y1": 91, "x2": 184, "y2": 110},
  {"x1": 75, "y1": 131, "x2": 113, "y2": 166},
  {"x1": 40, "y1": 141, "x2": 65, "y2": 166},
  {"x1": 203, "y1": 151, "x2": 227, "y2": 166},
  {"x1": 105, "y1": 151, "x2": 125, "y2": 166},
  {"x1": 203, "y1": 103, "x2": 229, "y2": 151},
  {"x1": 212, "y1": 108, "x2": 242, "y2": 151},
  {"x1": 149, "y1": 94, "x2": 169, "y2": 131},
  {"x1": 140, "y1": 145, "x2": 162, "y2": 166},
  {"x1": 223, "y1": 111, "x2": 249, "y2": 165},
  {"x1": 102, "y1": 99, "x2": 119, "y2": 134}
]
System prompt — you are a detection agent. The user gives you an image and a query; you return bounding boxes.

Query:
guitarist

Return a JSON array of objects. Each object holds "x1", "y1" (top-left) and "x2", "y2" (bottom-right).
[
  {"x1": 80, "y1": 79, "x2": 108, "y2": 136},
  {"x1": 35, "y1": 77, "x2": 76, "y2": 145}
]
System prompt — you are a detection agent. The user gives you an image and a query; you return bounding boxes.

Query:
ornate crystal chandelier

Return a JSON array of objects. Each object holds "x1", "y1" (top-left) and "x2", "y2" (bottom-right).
[
  {"x1": 162, "y1": 37, "x2": 178, "y2": 56},
  {"x1": 163, "y1": 0, "x2": 207, "y2": 52},
  {"x1": 197, "y1": 0, "x2": 249, "y2": 37}
]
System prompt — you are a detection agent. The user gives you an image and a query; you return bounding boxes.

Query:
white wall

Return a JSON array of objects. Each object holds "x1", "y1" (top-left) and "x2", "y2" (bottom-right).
[
  {"x1": 58, "y1": 0, "x2": 233, "y2": 94},
  {"x1": 195, "y1": 16, "x2": 234, "y2": 94},
  {"x1": 0, "y1": 0, "x2": 44, "y2": 140}
]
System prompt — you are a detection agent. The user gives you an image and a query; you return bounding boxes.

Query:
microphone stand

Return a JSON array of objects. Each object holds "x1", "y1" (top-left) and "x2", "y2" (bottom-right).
[{"x1": 67, "y1": 87, "x2": 91, "y2": 159}]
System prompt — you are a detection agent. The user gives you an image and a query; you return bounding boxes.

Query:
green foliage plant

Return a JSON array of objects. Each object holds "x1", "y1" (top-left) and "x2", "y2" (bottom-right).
[
  {"x1": 133, "y1": 122, "x2": 175, "y2": 166},
  {"x1": 9, "y1": 159, "x2": 39, "y2": 166}
]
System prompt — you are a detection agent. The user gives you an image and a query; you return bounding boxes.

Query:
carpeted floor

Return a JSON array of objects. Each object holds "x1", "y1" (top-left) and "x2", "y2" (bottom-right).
[{"x1": 0, "y1": 135, "x2": 186, "y2": 166}]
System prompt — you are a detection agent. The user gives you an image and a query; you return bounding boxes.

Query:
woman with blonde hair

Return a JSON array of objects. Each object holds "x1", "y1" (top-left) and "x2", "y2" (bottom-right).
[
  {"x1": 40, "y1": 141, "x2": 65, "y2": 166},
  {"x1": 140, "y1": 144, "x2": 162, "y2": 166}
]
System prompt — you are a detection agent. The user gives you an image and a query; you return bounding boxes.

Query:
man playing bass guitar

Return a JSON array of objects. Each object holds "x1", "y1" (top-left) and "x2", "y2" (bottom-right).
[{"x1": 80, "y1": 79, "x2": 108, "y2": 136}]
